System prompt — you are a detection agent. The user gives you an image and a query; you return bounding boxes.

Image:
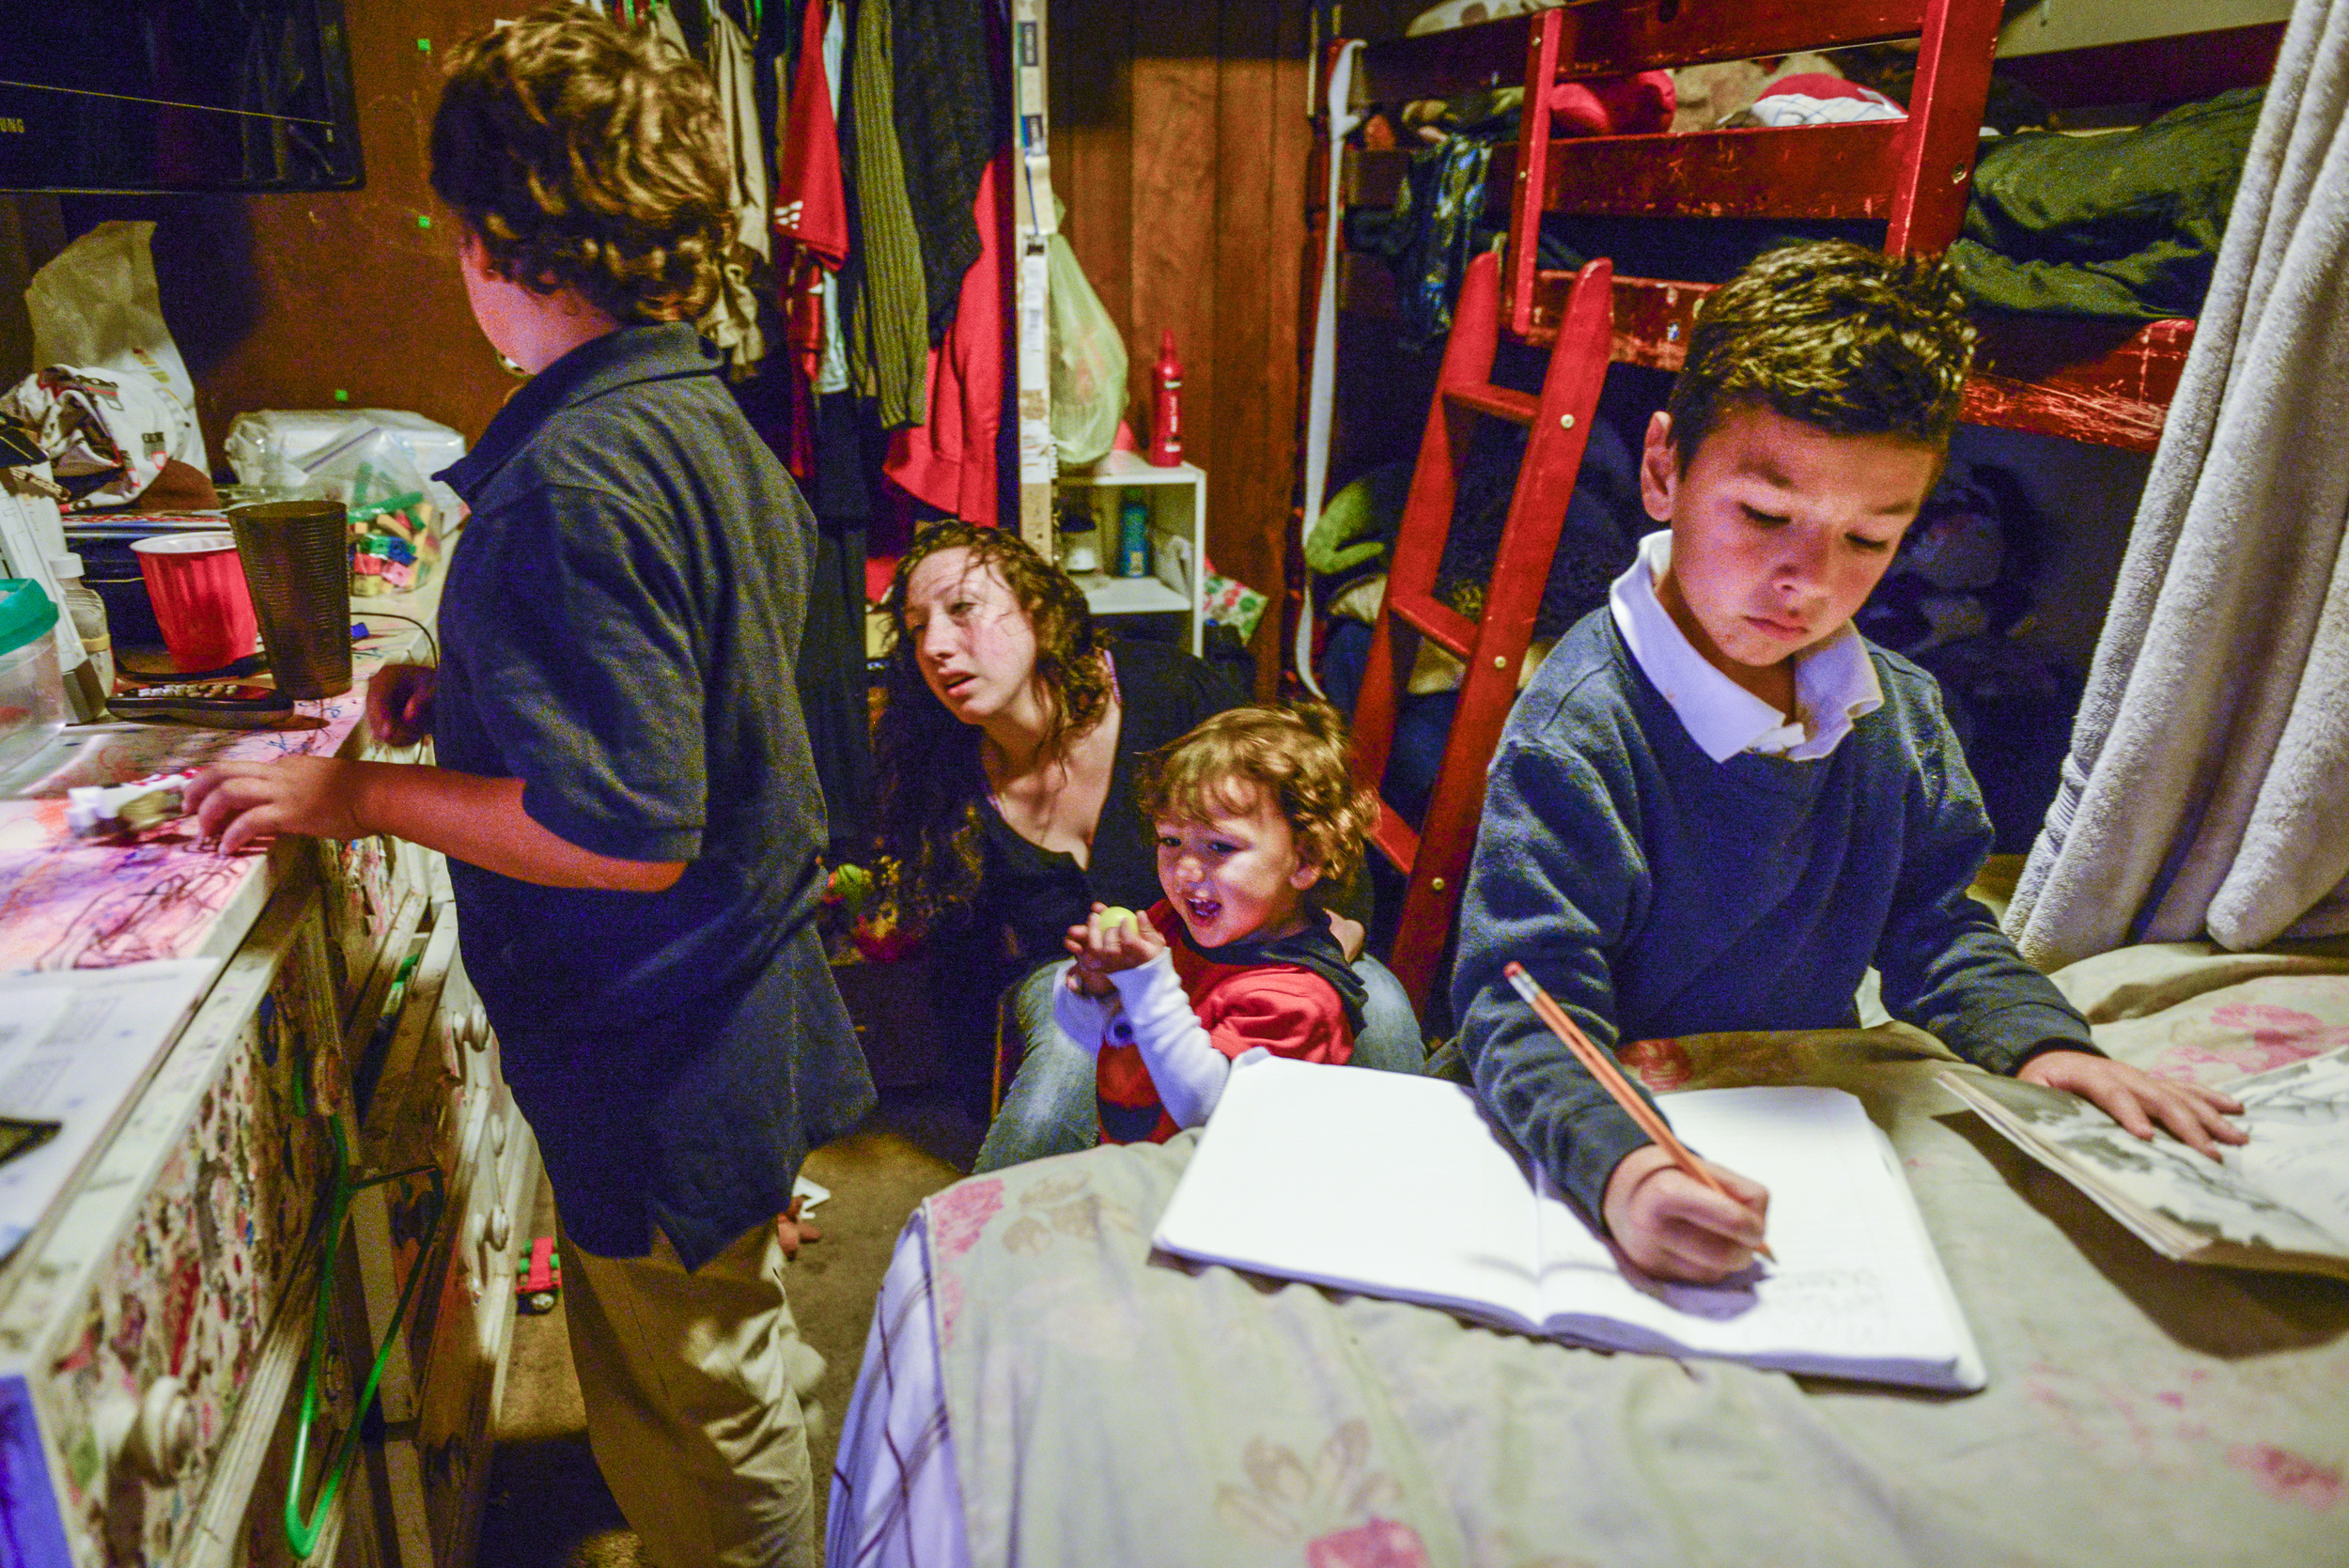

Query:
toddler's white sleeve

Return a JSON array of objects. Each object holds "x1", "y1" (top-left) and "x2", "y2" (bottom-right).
[
  {"x1": 1108, "y1": 951, "x2": 1231, "y2": 1127},
  {"x1": 1051, "y1": 976, "x2": 1115, "y2": 1059}
]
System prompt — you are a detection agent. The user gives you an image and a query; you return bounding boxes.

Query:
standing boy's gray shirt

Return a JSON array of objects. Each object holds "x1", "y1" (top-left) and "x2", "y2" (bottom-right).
[
  {"x1": 436, "y1": 322, "x2": 874, "y2": 1269},
  {"x1": 1451, "y1": 608, "x2": 2095, "y2": 1223}
]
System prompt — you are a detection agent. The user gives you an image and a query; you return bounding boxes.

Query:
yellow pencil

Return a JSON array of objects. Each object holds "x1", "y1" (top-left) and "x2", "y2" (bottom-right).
[{"x1": 1503, "y1": 962, "x2": 1773, "y2": 1262}]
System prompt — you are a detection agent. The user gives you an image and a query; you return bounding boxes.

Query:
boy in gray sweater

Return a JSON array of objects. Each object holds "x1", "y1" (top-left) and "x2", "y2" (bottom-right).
[{"x1": 1451, "y1": 243, "x2": 2243, "y2": 1284}]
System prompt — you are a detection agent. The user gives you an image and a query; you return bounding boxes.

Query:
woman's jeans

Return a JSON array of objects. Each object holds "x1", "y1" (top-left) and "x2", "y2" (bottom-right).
[{"x1": 970, "y1": 954, "x2": 1425, "y2": 1172}]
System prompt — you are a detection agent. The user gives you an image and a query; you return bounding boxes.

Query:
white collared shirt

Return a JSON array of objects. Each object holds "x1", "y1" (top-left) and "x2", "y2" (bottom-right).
[{"x1": 1608, "y1": 530, "x2": 1882, "y2": 763}]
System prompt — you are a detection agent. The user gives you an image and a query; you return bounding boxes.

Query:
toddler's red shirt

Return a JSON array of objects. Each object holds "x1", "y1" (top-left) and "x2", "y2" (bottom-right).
[{"x1": 1096, "y1": 900, "x2": 1354, "y2": 1144}]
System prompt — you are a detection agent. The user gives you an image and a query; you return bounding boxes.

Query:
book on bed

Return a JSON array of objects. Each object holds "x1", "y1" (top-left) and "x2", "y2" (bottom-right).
[
  {"x1": 1939, "y1": 1046, "x2": 2349, "y2": 1281},
  {"x1": 1153, "y1": 1055, "x2": 1986, "y2": 1392}
]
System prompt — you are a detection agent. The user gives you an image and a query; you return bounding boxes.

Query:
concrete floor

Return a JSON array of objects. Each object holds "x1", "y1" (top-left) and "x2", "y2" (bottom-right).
[{"x1": 472, "y1": 1090, "x2": 981, "y2": 1567}]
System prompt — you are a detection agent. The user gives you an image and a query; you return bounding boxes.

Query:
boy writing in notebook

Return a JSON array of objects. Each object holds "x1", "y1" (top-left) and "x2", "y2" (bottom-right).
[
  {"x1": 1061, "y1": 705, "x2": 1377, "y2": 1142},
  {"x1": 1452, "y1": 242, "x2": 2244, "y2": 1285}
]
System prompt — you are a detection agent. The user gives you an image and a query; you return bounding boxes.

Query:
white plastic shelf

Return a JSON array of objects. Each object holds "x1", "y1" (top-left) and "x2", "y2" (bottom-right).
[{"x1": 1054, "y1": 453, "x2": 1207, "y2": 654}]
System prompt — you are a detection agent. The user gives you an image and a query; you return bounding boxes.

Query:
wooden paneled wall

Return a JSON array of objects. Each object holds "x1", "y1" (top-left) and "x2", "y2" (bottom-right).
[
  {"x1": 52, "y1": 1, "x2": 522, "y2": 466},
  {"x1": 1050, "y1": 0, "x2": 1314, "y2": 688}
]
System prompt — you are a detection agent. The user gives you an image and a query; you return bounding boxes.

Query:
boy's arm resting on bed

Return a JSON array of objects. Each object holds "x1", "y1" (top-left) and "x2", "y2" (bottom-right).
[
  {"x1": 1449, "y1": 737, "x2": 1656, "y2": 1225},
  {"x1": 1877, "y1": 715, "x2": 2247, "y2": 1154},
  {"x1": 1873, "y1": 721, "x2": 2098, "y2": 1077}
]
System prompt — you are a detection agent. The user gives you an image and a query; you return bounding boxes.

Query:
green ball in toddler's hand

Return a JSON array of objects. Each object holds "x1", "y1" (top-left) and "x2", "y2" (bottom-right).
[{"x1": 1097, "y1": 906, "x2": 1141, "y2": 936}]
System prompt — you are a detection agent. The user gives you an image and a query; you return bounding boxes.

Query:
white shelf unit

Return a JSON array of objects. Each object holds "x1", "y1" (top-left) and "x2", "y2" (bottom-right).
[{"x1": 1055, "y1": 450, "x2": 1207, "y2": 655}]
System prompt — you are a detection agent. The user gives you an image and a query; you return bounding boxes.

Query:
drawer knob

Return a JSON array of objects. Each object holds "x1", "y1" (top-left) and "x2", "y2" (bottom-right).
[
  {"x1": 484, "y1": 1203, "x2": 512, "y2": 1253},
  {"x1": 109, "y1": 1377, "x2": 196, "y2": 1484},
  {"x1": 466, "y1": 1005, "x2": 491, "y2": 1052}
]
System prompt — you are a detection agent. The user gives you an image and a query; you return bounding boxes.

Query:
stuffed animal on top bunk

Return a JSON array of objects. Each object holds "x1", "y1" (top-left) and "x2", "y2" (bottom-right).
[{"x1": 1855, "y1": 463, "x2": 2038, "y2": 655}]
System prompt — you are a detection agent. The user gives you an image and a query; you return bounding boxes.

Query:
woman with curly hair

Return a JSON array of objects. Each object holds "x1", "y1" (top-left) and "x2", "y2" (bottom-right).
[{"x1": 876, "y1": 522, "x2": 1423, "y2": 1171}]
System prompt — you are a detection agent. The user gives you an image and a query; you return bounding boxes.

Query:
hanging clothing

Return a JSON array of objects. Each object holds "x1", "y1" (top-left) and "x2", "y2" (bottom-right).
[
  {"x1": 664, "y1": 3, "x2": 771, "y2": 379},
  {"x1": 731, "y1": 368, "x2": 883, "y2": 865},
  {"x1": 773, "y1": 0, "x2": 851, "y2": 475},
  {"x1": 815, "y1": 4, "x2": 850, "y2": 397},
  {"x1": 751, "y1": 0, "x2": 789, "y2": 189},
  {"x1": 1346, "y1": 121, "x2": 1512, "y2": 350},
  {"x1": 843, "y1": 0, "x2": 929, "y2": 429},
  {"x1": 884, "y1": 151, "x2": 1007, "y2": 523},
  {"x1": 796, "y1": 509, "x2": 877, "y2": 862},
  {"x1": 888, "y1": 0, "x2": 1003, "y2": 345}
]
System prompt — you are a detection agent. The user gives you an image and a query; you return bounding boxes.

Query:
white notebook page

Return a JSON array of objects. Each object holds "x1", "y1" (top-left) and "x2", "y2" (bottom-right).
[
  {"x1": 1531, "y1": 1087, "x2": 1976, "y2": 1374},
  {"x1": 1155, "y1": 1055, "x2": 1548, "y2": 1326}
]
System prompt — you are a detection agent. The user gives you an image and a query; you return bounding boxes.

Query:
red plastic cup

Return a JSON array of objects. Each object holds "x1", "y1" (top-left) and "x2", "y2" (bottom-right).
[{"x1": 132, "y1": 531, "x2": 260, "y2": 674}]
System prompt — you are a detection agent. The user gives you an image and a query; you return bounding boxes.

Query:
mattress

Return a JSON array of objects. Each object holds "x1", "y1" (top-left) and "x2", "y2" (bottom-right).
[{"x1": 829, "y1": 939, "x2": 2349, "y2": 1568}]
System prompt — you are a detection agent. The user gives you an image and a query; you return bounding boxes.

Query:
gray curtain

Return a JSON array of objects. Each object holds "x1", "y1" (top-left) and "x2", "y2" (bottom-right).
[{"x1": 2007, "y1": 0, "x2": 2349, "y2": 970}]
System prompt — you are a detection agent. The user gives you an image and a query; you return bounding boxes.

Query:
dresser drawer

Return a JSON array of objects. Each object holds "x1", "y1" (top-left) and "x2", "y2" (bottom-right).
[
  {"x1": 413, "y1": 1092, "x2": 535, "y2": 1452},
  {"x1": 0, "y1": 879, "x2": 346, "y2": 1568},
  {"x1": 348, "y1": 904, "x2": 508, "y2": 1433},
  {"x1": 316, "y1": 835, "x2": 424, "y2": 1026},
  {"x1": 367, "y1": 1351, "x2": 500, "y2": 1568},
  {"x1": 356, "y1": 1110, "x2": 531, "y2": 1568},
  {"x1": 177, "y1": 1227, "x2": 367, "y2": 1568}
]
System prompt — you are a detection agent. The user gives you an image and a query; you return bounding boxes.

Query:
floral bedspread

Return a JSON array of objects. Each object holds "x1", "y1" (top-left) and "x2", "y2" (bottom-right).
[{"x1": 913, "y1": 939, "x2": 2349, "y2": 1568}]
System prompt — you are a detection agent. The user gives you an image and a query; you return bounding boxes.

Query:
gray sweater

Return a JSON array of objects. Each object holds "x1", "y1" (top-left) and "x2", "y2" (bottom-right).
[{"x1": 1452, "y1": 611, "x2": 2095, "y2": 1221}]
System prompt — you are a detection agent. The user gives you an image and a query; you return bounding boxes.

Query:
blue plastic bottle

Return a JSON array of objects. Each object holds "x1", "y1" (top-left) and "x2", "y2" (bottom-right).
[{"x1": 1117, "y1": 495, "x2": 1152, "y2": 578}]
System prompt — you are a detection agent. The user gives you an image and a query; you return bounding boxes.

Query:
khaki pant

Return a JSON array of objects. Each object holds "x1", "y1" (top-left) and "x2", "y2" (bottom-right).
[{"x1": 559, "y1": 1219, "x2": 827, "y2": 1568}]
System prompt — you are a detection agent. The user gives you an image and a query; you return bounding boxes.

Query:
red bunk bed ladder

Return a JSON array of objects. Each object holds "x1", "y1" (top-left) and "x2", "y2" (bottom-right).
[{"x1": 1351, "y1": 249, "x2": 1614, "y2": 1015}]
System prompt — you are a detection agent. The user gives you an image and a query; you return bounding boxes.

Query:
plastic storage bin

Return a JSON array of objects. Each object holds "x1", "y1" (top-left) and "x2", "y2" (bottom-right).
[{"x1": 0, "y1": 580, "x2": 66, "y2": 781}]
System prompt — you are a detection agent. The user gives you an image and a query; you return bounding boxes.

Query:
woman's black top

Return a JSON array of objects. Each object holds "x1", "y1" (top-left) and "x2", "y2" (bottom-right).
[{"x1": 971, "y1": 638, "x2": 1246, "y2": 970}]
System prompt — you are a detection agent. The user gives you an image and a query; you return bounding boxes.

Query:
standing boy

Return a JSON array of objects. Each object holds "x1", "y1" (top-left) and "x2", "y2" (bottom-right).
[
  {"x1": 1451, "y1": 243, "x2": 2243, "y2": 1286},
  {"x1": 190, "y1": 11, "x2": 873, "y2": 1564}
]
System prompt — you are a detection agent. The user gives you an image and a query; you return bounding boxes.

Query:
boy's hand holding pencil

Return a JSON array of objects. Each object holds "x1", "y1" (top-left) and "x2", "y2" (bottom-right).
[
  {"x1": 1603, "y1": 1145, "x2": 1771, "y2": 1282},
  {"x1": 1504, "y1": 962, "x2": 1773, "y2": 1283}
]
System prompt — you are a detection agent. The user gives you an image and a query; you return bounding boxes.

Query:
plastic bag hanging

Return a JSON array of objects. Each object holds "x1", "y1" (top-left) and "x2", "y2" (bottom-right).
[{"x1": 1047, "y1": 194, "x2": 1127, "y2": 471}]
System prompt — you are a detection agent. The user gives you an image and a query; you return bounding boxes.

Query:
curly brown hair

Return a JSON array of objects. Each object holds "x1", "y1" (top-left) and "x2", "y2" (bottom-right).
[
  {"x1": 874, "y1": 521, "x2": 1114, "y2": 931},
  {"x1": 428, "y1": 8, "x2": 731, "y2": 323},
  {"x1": 1133, "y1": 703, "x2": 1377, "y2": 891},
  {"x1": 1666, "y1": 241, "x2": 1977, "y2": 466}
]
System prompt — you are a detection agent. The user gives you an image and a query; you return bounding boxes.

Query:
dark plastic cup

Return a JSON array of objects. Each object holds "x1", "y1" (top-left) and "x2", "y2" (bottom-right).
[{"x1": 227, "y1": 500, "x2": 352, "y2": 700}]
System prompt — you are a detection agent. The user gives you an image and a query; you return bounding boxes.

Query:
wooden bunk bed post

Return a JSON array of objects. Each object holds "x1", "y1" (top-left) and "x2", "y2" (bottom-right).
[
  {"x1": 1883, "y1": 0, "x2": 2003, "y2": 255},
  {"x1": 1354, "y1": 250, "x2": 1615, "y2": 1015},
  {"x1": 1504, "y1": 11, "x2": 1576, "y2": 343},
  {"x1": 1348, "y1": 252, "x2": 1501, "y2": 798}
]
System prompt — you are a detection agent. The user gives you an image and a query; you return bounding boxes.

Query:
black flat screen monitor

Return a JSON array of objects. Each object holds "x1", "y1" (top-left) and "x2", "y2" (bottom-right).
[{"x1": 0, "y1": 1, "x2": 363, "y2": 193}]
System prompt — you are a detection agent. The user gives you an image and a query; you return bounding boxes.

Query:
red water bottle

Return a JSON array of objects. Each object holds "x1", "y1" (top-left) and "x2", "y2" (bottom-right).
[{"x1": 1148, "y1": 330, "x2": 1184, "y2": 467}]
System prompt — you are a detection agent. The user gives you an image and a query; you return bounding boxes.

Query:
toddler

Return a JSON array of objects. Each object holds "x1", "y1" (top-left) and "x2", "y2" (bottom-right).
[{"x1": 1059, "y1": 703, "x2": 1378, "y2": 1142}]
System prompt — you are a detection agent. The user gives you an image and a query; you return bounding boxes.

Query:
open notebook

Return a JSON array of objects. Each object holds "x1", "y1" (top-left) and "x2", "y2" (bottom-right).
[{"x1": 1154, "y1": 1055, "x2": 1986, "y2": 1392}]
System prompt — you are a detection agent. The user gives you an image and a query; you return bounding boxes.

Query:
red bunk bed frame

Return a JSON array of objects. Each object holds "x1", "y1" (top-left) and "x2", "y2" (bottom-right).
[{"x1": 1313, "y1": 1, "x2": 2286, "y2": 1013}]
